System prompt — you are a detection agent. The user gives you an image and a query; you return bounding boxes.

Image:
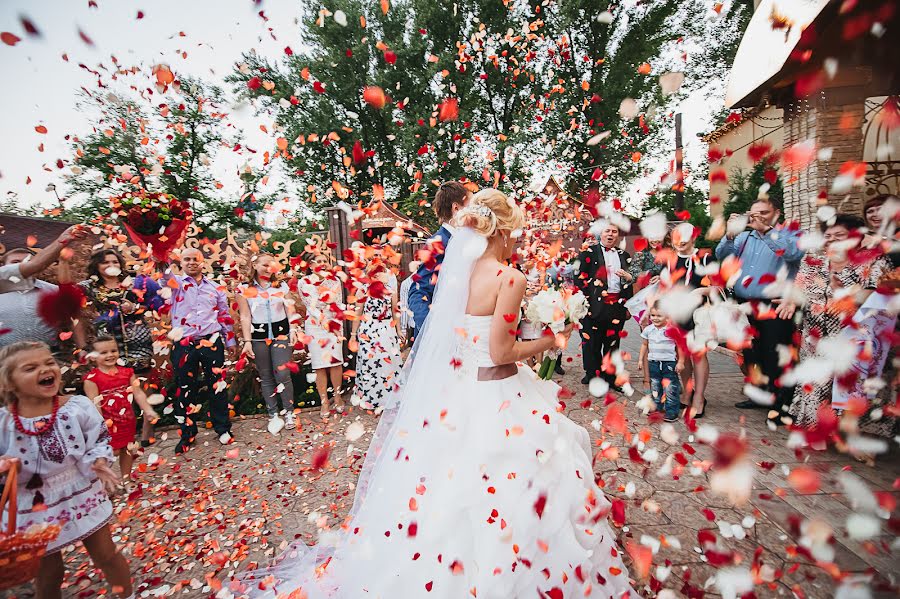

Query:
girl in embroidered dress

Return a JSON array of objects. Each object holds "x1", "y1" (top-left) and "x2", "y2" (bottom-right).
[
  {"x1": 0, "y1": 342, "x2": 133, "y2": 599},
  {"x1": 83, "y1": 336, "x2": 159, "y2": 479}
]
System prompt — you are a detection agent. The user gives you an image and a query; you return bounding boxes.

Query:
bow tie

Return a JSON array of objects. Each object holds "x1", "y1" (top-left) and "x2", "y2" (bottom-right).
[{"x1": 602, "y1": 247, "x2": 616, "y2": 253}]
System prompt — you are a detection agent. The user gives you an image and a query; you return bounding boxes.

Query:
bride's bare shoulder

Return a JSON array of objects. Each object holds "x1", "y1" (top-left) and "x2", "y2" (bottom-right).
[{"x1": 496, "y1": 265, "x2": 526, "y2": 290}]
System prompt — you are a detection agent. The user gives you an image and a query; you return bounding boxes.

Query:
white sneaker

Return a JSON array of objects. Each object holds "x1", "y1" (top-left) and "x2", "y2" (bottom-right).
[
  {"x1": 218, "y1": 432, "x2": 234, "y2": 445},
  {"x1": 284, "y1": 412, "x2": 296, "y2": 430},
  {"x1": 267, "y1": 415, "x2": 285, "y2": 436}
]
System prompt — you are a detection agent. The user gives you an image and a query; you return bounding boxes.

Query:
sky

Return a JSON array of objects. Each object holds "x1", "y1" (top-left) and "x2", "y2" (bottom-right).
[{"x1": 0, "y1": 0, "x2": 725, "y2": 218}]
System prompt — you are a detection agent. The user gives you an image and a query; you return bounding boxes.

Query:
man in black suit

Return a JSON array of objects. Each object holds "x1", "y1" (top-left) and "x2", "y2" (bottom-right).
[{"x1": 575, "y1": 222, "x2": 634, "y2": 389}]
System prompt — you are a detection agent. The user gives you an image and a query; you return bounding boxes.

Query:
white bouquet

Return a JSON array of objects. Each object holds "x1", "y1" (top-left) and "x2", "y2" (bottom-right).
[{"x1": 524, "y1": 287, "x2": 588, "y2": 379}]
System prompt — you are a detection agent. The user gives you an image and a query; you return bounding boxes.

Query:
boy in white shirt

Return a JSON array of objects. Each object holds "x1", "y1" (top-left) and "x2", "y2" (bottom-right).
[{"x1": 637, "y1": 304, "x2": 685, "y2": 422}]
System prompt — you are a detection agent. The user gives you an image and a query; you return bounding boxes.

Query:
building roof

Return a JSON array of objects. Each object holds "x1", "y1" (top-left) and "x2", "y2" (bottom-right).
[
  {"x1": 361, "y1": 200, "x2": 431, "y2": 236},
  {"x1": 725, "y1": 0, "x2": 831, "y2": 109},
  {"x1": 0, "y1": 213, "x2": 76, "y2": 253}
]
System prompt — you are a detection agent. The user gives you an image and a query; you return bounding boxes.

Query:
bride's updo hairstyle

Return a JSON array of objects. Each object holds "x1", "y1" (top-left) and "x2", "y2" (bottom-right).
[{"x1": 455, "y1": 188, "x2": 525, "y2": 238}]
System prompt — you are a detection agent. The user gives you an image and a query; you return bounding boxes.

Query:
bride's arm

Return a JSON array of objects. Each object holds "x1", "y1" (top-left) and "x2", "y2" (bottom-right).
[{"x1": 489, "y1": 268, "x2": 568, "y2": 365}]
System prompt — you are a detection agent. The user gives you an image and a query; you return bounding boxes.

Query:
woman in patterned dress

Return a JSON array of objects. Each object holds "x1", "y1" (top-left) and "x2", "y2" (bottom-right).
[
  {"x1": 782, "y1": 215, "x2": 891, "y2": 428},
  {"x1": 78, "y1": 248, "x2": 163, "y2": 445},
  {"x1": 298, "y1": 253, "x2": 346, "y2": 418},
  {"x1": 350, "y1": 262, "x2": 403, "y2": 409}
]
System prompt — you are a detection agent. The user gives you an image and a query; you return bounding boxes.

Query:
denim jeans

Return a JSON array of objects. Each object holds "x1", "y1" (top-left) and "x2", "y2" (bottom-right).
[{"x1": 649, "y1": 360, "x2": 681, "y2": 419}]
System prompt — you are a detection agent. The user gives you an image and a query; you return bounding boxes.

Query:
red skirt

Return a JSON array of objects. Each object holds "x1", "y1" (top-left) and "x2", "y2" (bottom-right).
[{"x1": 101, "y1": 395, "x2": 138, "y2": 451}]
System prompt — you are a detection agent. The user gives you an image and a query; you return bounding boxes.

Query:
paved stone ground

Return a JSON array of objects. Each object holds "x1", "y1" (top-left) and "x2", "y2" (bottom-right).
[{"x1": 8, "y1": 322, "x2": 899, "y2": 598}]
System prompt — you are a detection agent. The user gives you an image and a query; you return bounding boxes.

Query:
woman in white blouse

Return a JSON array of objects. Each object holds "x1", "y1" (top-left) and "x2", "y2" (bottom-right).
[{"x1": 236, "y1": 253, "x2": 301, "y2": 434}]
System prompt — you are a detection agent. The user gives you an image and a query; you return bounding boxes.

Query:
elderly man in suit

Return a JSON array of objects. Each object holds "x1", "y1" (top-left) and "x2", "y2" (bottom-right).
[{"x1": 575, "y1": 222, "x2": 634, "y2": 389}]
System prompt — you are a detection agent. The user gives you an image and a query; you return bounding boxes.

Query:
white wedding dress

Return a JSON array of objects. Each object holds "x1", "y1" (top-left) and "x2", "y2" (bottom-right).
[{"x1": 235, "y1": 228, "x2": 634, "y2": 598}]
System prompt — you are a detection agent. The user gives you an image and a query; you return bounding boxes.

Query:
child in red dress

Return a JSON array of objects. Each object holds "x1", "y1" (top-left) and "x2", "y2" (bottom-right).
[{"x1": 84, "y1": 336, "x2": 159, "y2": 479}]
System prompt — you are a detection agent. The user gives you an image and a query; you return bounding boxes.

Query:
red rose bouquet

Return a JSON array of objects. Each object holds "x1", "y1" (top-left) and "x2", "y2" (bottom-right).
[{"x1": 111, "y1": 191, "x2": 192, "y2": 261}]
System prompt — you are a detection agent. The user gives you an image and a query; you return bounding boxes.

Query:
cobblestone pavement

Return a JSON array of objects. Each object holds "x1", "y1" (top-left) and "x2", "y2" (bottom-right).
[{"x1": 12, "y1": 322, "x2": 899, "y2": 598}]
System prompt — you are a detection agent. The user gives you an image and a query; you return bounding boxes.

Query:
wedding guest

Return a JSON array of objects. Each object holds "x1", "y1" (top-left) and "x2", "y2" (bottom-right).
[
  {"x1": 398, "y1": 260, "x2": 419, "y2": 347},
  {"x1": 0, "y1": 341, "x2": 132, "y2": 599},
  {"x1": 575, "y1": 222, "x2": 634, "y2": 390},
  {"x1": 863, "y1": 194, "x2": 900, "y2": 267},
  {"x1": 637, "y1": 303, "x2": 685, "y2": 422},
  {"x1": 298, "y1": 252, "x2": 346, "y2": 417},
  {"x1": 83, "y1": 336, "x2": 159, "y2": 479},
  {"x1": 780, "y1": 214, "x2": 890, "y2": 428},
  {"x1": 350, "y1": 261, "x2": 403, "y2": 409},
  {"x1": 236, "y1": 252, "x2": 300, "y2": 435},
  {"x1": 628, "y1": 234, "x2": 666, "y2": 290},
  {"x1": 408, "y1": 181, "x2": 473, "y2": 336},
  {"x1": 78, "y1": 248, "x2": 164, "y2": 446},
  {"x1": 716, "y1": 196, "x2": 803, "y2": 426},
  {"x1": 668, "y1": 223, "x2": 712, "y2": 418},
  {"x1": 163, "y1": 247, "x2": 237, "y2": 454},
  {"x1": 0, "y1": 225, "x2": 87, "y2": 350}
]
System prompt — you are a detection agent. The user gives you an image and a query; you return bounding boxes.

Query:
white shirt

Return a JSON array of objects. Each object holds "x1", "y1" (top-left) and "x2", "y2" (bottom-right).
[
  {"x1": 239, "y1": 281, "x2": 292, "y2": 324},
  {"x1": 0, "y1": 263, "x2": 58, "y2": 347},
  {"x1": 601, "y1": 246, "x2": 621, "y2": 293},
  {"x1": 641, "y1": 324, "x2": 677, "y2": 362}
]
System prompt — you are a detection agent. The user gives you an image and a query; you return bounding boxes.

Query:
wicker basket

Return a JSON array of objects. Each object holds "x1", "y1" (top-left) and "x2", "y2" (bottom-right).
[{"x1": 0, "y1": 460, "x2": 61, "y2": 590}]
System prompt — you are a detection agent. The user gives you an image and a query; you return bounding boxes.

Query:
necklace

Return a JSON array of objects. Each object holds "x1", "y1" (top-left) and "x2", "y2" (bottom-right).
[
  {"x1": 11, "y1": 395, "x2": 60, "y2": 437},
  {"x1": 10, "y1": 396, "x2": 59, "y2": 510}
]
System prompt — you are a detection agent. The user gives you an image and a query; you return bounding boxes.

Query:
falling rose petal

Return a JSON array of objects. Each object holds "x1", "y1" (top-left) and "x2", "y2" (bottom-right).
[
  {"x1": 586, "y1": 130, "x2": 611, "y2": 146},
  {"x1": 618, "y1": 98, "x2": 638, "y2": 119},
  {"x1": 787, "y1": 466, "x2": 821, "y2": 494},
  {"x1": 345, "y1": 421, "x2": 365, "y2": 442},
  {"x1": 715, "y1": 567, "x2": 754, "y2": 599},
  {"x1": 363, "y1": 86, "x2": 387, "y2": 109},
  {"x1": 626, "y1": 541, "x2": 652, "y2": 579},
  {"x1": 78, "y1": 28, "x2": 95, "y2": 46},
  {"x1": 20, "y1": 17, "x2": 41, "y2": 36},
  {"x1": 782, "y1": 139, "x2": 817, "y2": 171},
  {"x1": 310, "y1": 445, "x2": 331, "y2": 471},
  {"x1": 438, "y1": 98, "x2": 459, "y2": 122},
  {"x1": 334, "y1": 10, "x2": 348, "y2": 26},
  {"x1": 659, "y1": 71, "x2": 684, "y2": 96},
  {"x1": 1, "y1": 32, "x2": 21, "y2": 46},
  {"x1": 34, "y1": 125, "x2": 48, "y2": 134},
  {"x1": 534, "y1": 493, "x2": 547, "y2": 519}
]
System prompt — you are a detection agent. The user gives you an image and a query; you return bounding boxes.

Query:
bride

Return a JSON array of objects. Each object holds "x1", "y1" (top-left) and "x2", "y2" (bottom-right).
[{"x1": 236, "y1": 189, "x2": 634, "y2": 598}]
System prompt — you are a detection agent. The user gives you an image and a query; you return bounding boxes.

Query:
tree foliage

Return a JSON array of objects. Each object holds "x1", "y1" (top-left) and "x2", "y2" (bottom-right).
[
  {"x1": 724, "y1": 157, "x2": 784, "y2": 219},
  {"x1": 231, "y1": 0, "x2": 749, "y2": 228},
  {"x1": 63, "y1": 78, "x2": 261, "y2": 236}
]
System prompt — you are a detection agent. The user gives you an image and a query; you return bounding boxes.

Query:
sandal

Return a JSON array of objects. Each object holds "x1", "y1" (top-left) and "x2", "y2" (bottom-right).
[{"x1": 319, "y1": 397, "x2": 331, "y2": 418}]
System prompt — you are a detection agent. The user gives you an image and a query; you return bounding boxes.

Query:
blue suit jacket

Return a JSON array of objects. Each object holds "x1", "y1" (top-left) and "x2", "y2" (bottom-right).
[{"x1": 408, "y1": 225, "x2": 453, "y2": 332}]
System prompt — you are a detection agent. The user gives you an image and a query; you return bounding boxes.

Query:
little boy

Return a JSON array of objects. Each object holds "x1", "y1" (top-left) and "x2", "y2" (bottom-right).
[{"x1": 637, "y1": 304, "x2": 685, "y2": 422}]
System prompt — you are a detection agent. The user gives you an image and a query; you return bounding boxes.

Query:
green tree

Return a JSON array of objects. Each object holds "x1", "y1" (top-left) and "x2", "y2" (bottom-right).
[
  {"x1": 642, "y1": 184, "x2": 714, "y2": 247},
  {"x1": 63, "y1": 77, "x2": 260, "y2": 236},
  {"x1": 541, "y1": 1, "x2": 750, "y2": 199},
  {"x1": 724, "y1": 157, "x2": 784, "y2": 219},
  {"x1": 228, "y1": 0, "x2": 548, "y2": 226}
]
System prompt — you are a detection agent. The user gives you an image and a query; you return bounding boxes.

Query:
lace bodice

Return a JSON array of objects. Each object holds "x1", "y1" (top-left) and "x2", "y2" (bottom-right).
[{"x1": 458, "y1": 314, "x2": 496, "y2": 368}]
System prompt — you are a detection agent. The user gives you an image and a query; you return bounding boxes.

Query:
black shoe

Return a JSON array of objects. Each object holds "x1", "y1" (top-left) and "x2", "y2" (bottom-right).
[
  {"x1": 555, "y1": 363, "x2": 566, "y2": 375},
  {"x1": 581, "y1": 376, "x2": 592, "y2": 384},
  {"x1": 140, "y1": 440, "x2": 152, "y2": 448},
  {"x1": 175, "y1": 439, "x2": 191, "y2": 455},
  {"x1": 693, "y1": 410, "x2": 705, "y2": 419},
  {"x1": 734, "y1": 400, "x2": 765, "y2": 409}
]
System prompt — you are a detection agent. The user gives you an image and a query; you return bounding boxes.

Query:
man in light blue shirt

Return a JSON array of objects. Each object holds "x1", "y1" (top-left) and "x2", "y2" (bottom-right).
[{"x1": 715, "y1": 197, "x2": 804, "y2": 425}]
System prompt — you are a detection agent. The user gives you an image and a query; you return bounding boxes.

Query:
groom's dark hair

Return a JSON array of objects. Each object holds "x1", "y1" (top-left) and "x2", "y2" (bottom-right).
[{"x1": 434, "y1": 181, "x2": 469, "y2": 224}]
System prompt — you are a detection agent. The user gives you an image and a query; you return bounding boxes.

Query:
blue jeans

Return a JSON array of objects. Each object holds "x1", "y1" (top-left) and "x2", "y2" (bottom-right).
[{"x1": 649, "y1": 360, "x2": 681, "y2": 420}]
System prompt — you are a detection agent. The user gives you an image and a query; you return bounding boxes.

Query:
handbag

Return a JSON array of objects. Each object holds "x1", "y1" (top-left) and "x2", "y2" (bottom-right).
[
  {"x1": 0, "y1": 460, "x2": 61, "y2": 589},
  {"x1": 691, "y1": 289, "x2": 751, "y2": 349},
  {"x1": 624, "y1": 283, "x2": 659, "y2": 323}
]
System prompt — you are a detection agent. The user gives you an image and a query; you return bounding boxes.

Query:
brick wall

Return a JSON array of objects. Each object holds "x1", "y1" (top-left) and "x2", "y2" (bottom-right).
[
  {"x1": 782, "y1": 95, "x2": 866, "y2": 227},
  {"x1": 782, "y1": 101, "x2": 819, "y2": 229}
]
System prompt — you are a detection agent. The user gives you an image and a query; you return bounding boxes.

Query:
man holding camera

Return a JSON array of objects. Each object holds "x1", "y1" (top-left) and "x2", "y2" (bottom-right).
[{"x1": 716, "y1": 197, "x2": 804, "y2": 427}]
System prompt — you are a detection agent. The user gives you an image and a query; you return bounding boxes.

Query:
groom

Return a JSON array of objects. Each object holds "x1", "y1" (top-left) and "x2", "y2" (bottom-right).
[
  {"x1": 408, "y1": 181, "x2": 473, "y2": 337},
  {"x1": 575, "y1": 222, "x2": 634, "y2": 388}
]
